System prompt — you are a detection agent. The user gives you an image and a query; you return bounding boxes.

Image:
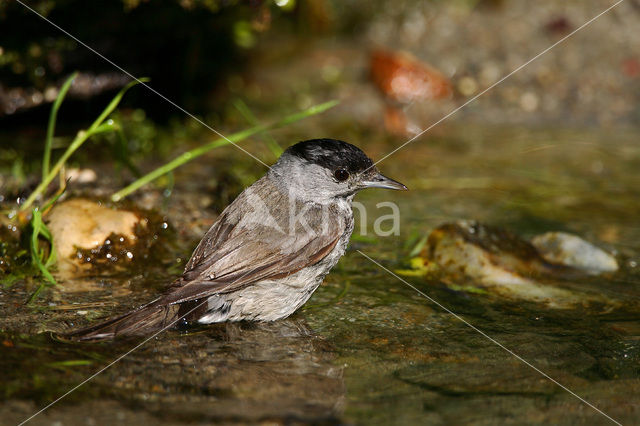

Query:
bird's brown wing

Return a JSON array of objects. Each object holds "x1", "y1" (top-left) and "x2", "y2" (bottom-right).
[{"x1": 159, "y1": 178, "x2": 344, "y2": 305}]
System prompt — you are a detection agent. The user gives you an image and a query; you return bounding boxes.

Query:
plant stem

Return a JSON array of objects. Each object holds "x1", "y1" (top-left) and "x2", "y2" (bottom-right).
[{"x1": 111, "y1": 99, "x2": 339, "y2": 202}]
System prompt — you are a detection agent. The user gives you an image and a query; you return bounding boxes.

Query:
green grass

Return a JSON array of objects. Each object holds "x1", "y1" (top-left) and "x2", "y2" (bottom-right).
[
  {"x1": 46, "y1": 359, "x2": 93, "y2": 369},
  {"x1": 20, "y1": 76, "x2": 147, "y2": 213},
  {"x1": 42, "y1": 72, "x2": 76, "y2": 182},
  {"x1": 111, "y1": 99, "x2": 339, "y2": 201},
  {"x1": 27, "y1": 207, "x2": 57, "y2": 303},
  {"x1": 233, "y1": 98, "x2": 284, "y2": 159}
]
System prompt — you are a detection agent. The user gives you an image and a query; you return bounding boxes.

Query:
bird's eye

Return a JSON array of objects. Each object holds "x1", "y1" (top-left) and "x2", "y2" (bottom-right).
[{"x1": 334, "y1": 169, "x2": 350, "y2": 182}]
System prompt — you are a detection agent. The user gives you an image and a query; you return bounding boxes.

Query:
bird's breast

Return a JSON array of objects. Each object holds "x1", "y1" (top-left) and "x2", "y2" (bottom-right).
[{"x1": 196, "y1": 202, "x2": 355, "y2": 324}]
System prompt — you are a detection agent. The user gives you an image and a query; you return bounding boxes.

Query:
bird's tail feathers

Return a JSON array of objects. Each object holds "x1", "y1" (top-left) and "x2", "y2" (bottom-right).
[{"x1": 62, "y1": 300, "x2": 181, "y2": 341}]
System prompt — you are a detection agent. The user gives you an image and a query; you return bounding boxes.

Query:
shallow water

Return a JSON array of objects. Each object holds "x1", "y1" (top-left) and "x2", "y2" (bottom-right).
[{"x1": 1, "y1": 125, "x2": 639, "y2": 425}]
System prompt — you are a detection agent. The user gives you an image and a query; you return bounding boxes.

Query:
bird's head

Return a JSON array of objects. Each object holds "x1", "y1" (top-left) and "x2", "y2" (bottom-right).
[{"x1": 271, "y1": 139, "x2": 407, "y2": 202}]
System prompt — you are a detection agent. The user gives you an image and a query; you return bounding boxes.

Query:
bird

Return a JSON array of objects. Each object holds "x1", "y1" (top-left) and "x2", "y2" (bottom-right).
[{"x1": 66, "y1": 139, "x2": 406, "y2": 340}]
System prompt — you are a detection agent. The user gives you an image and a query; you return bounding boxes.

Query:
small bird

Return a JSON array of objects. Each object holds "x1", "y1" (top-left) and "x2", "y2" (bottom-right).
[{"x1": 67, "y1": 139, "x2": 406, "y2": 340}]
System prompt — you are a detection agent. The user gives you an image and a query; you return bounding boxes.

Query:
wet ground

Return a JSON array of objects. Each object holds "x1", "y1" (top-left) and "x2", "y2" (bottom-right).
[{"x1": 1, "y1": 123, "x2": 639, "y2": 425}]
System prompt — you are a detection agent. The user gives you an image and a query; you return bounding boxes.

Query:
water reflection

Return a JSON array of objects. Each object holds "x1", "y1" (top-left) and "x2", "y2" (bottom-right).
[{"x1": 1, "y1": 319, "x2": 345, "y2": 424}]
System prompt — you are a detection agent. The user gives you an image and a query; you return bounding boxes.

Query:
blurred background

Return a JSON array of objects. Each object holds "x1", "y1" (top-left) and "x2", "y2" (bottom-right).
[
  {"x1": 2, "y1": 0, "x2": 639, "y2": 149},
  {"x1": 1, "y1": 1, "x2": 639, "y2": 424}
]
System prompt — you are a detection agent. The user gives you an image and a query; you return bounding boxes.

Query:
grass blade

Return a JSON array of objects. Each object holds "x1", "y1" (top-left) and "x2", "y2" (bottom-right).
[
  {"x1": 233, "y1": 99, "x2": 283, "y2": 158},
  {"x1": 111, "y1": 99, "x2": 339, "y2": 201},
  {"x1": 28, "y1": 208, "x2": 58, "y2": 303},
  {"x1": 43, "y1": 72, "x2": 77, "y2": 181},
  {"x1": 47, "y1": 360, "x2": 93, "y2": 368},
  {"x1": 276, "y1": 99, "x2": 339, "y2": 127},
  {"x1": 87, "y1": 78, "x2": 149, "y2": 134}
]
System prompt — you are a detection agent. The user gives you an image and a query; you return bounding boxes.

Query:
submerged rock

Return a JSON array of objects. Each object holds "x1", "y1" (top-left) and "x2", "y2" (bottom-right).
[
  {"x1": 421, "y1": 220, "x2": 617, "y2": 307},
  {"x1": 531, "y1": 232, "x2": 618, "y2": 274},
  {"x1": 46, "y1": 198, "x2": 144, "y2": 275}
]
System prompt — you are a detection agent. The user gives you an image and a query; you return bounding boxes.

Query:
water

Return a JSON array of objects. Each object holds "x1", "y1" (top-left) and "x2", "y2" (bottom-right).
[{"x1": 1, "y1": 125, "x2": 639, "y2": 424}]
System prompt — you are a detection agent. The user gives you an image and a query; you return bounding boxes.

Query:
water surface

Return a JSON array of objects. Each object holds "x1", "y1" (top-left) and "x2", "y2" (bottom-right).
[{"x1": 1, "y1": 125, "x2": 639, "y2": 425}]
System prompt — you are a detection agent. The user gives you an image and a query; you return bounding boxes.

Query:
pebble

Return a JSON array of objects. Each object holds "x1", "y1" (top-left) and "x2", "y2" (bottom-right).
[{"x1": 531, "y1": 232, "x2": 618, "y2": 274}]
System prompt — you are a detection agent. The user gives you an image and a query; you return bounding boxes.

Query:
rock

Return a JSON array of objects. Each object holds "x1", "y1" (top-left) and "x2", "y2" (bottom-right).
[
  {"x1": 370, "y1": 49, "x2": 452, "y2": 104},
  {"x1": 64, "y1": 168, "x2": 97, "y2": 184},
  {"x1": 369, "y1": 49, "x2": 452, "y2": 135},
  {"x1": 426, "y1": 220, "x2": 579, "y2": 306},
  {"x1": 46, "y1": 198, "x2": 143, "y2": 274},
  {"x1": 531, "y1": 232, "x2": 618, "y2": 274},
  {"x1": 422, "y1": 221, "x2": 619, "y2": 308},
  {"x1": 426, "y1": 221, "x2": 560, "y2": 280}
]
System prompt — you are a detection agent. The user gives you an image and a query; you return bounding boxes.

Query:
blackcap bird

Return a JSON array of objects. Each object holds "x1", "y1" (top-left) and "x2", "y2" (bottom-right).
[{"x1": 67, "y1": 139, "x2": 406, "y2": 340}]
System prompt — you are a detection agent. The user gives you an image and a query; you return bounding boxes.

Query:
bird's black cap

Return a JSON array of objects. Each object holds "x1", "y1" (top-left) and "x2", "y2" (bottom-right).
[{"x1": 286, "y1": 139, "x2": 375, "y2": 174}]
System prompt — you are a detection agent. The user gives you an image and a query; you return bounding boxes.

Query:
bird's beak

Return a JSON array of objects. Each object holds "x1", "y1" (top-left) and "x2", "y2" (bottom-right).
[{"x1": 360, "y1": 172, "x2": 408, "y2": 191}]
